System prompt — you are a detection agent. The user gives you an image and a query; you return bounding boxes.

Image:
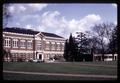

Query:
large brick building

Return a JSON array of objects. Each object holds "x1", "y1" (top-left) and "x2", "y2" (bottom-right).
[{"x1": 3, "y1": 27, "x2": 66, "y2": 62}]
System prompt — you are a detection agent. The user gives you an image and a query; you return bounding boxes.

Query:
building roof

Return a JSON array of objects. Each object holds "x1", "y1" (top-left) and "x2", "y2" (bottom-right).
[
  {"x1": 41, "y1": 32, "x2": 63, "y2": 38},
  {"x1": 3, "y1": 27, "x2": 64, "y2": 38}
]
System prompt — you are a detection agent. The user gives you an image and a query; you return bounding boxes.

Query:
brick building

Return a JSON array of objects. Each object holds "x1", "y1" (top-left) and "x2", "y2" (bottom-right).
[{"x1": 3, "y1": 27, "x2": 66, "y2": 62}]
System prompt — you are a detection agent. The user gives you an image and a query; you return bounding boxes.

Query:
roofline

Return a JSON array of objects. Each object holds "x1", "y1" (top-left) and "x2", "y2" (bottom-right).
[
  {"x1": 3, "y1": 31, "x2": 34, "y2": 37},
  {"x1": 44, "y1": 36, "x2": 66, "y2": 40},
  {"x1": 35, "y1": 32, "x2": 45, "y2": 37},
  {"x1": 3, "y1": 28, "x2": 66, "y2": 39}
]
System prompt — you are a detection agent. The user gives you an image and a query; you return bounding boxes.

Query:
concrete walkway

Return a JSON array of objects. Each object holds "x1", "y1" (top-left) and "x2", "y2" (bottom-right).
[{"x1": 3, "y1": 70, "x2": 117, "y2": 79}]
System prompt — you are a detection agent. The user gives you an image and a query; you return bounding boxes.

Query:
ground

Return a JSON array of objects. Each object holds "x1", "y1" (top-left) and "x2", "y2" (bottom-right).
[{"x1": 3, "y1": 61, "x2": 117, "y2": 80}]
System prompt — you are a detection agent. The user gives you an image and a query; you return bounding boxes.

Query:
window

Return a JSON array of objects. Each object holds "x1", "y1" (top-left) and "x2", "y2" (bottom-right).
[
  {"x1": 27, "y1": 40, "x2": 32, "y2": 49},
  {"x1": 20, "y1": 40, "x2": 26, "y2": 48},
  {"x1": 36, "y1": 41, "x2": 42, "y2": 50},
  {"x1": 57, "y1": 43, "x2": 60, "y2": 51},
  {"x1": 46, "y1": 41, "x2": 50, "y2": 50},
  {"x1": 61, "y1": 43, "x2": 64, "y2": 51},
  {"x1": 12, "y1": 39, "x2": 18, "y2": 48},
  {"x1": 51, "y1": 42, "x2": 55, "y2": 50},
  {"x1": 4, "y1": 37, "x2": 11, "y2": 47}
]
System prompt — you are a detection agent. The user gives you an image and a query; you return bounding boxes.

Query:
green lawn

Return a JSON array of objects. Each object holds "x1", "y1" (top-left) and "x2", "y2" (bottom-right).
[{"x1": 3, "y1": 61, "x2": 117, "y2": 75}]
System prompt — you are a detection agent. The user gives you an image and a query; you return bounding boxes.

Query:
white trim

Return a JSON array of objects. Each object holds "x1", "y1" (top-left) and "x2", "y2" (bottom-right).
[
  {"x1": 11, "y1": 50, "x2": 34, "y2": 53},
  {"x1": 94, "y1": 54, "x2": 118, "y2": 57},
  {"x1": 20, "y1": 47, "x2": 26, "y2": 48},
  {"x1": 43, "y1": 38, "x2": 46, "y2": 41},
  {"x1": 57, "y1": 42, "x2": 60, "y2": 44},
  {"x1": 4, "y1": 46, "x2": 11, "y2": 48},
  {"x1": 20, "y1": 40, "x2": 25, "y2": 42},
  {"x1": 43, "y1": 51, "x2": 64, "y2": 54},
  {"x1": 35, "y1": 32, "x2": 42, "y2": 36},
  {"x1": 27, "y1": 40, "x2": 32, "y2": 42},
  {"x1": 46, "y1": 41, "x2": 50, "y2": 44},
  {"x1": 4, "y1": 36, "x2": 34, "y2": 40},
  {"x1": 51, "y1": 42, "x2": 55, "y2": 44},
  {"x1": 45, "y1": 36, "x2": 65, "y2": 40},
  {"x1": 45, "y1": 40, "x2": 65, "y2": 43},
  {"x1": 35, "y1": 37, "x2": 41, "y2": 40},
  {"x1": 3, "y1": 32, "x2": 34, "y2": 37},
  {"x1": 62, "y1": 43, "x2": 64, "y2": 45}
]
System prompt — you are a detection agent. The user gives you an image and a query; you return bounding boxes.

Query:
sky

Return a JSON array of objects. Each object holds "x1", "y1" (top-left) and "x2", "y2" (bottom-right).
[{"x1": 5, "y1": 3, "x2": 117, "y2": 38}]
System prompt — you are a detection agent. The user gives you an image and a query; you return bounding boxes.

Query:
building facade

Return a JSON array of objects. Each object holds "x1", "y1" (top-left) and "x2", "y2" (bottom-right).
[
  {"x1": 3, "y1": 27, "x2": 66, "y2": 62},
  {"x1": 93, "y1": 54, "x2": 118, "y2": 61}
]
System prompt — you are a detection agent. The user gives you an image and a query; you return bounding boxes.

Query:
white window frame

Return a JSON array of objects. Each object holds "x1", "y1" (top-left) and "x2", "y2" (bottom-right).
[
  {"x1": 12, "y1": 39, "x2": 18, "y2": 48},
  {"x1": 51, "y1": 42, "x2": 55, "y2": 50},
  {"x1": 46, "y1": 41, "x2": 50, "y2": 50},
  {"x1": 61, "y1": 43, "x2": 64, "y2": 51},
  {"x1": 57, "y1": 43, "x2": 60, "y2": 51},
  {"x1": 36, "y1": 41, "x2": 42, "y2": 50},
  {"x1": 27, "y1": 40, "x2": 32, "y2": 49},
  {"x1": 20, "y1": 40, "x2": 26, "y2": 48},
  {"x1": 4, "y1": 37, "x2": 11, "y2": 47}
]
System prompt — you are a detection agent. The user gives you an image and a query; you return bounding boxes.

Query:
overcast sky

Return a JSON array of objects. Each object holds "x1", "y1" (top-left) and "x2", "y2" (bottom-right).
[{"x1": 6, "y1": 3, "x2": 117, "y2": 38}]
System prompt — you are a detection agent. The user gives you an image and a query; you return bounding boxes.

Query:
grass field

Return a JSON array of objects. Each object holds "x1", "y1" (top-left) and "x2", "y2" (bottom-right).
[{"x1": 3, "y1": 61, "x2": 117, "y2": 80}]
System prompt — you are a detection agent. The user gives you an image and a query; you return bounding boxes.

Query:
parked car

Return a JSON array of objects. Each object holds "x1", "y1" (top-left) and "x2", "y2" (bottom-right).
[
  {"x1": 45, "y1": 58, "x2": 55, "y2": 63},
  {"x1": 32, "y1": 59, "x2": 43, "y2": 63}
]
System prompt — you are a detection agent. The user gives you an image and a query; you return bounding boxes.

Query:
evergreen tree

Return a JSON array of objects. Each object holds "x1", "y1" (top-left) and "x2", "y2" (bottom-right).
[
  {"x1": 72, "y1": 37, "x2": 78, "y2": 61},
  {"x1": 63, "y1": 33, "x2": 78, "y2": 62},
  {"x1": 63, "y1": 40, "x2": 69, "y2": 61},
  {"x1": 68, "y1": 33, "x2": 74, "y2": 61}
]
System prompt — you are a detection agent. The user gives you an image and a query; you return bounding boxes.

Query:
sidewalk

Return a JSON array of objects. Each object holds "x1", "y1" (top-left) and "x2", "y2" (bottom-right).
[{"x1": 3, "y1": 70, "x2": 117, "y2": 79}]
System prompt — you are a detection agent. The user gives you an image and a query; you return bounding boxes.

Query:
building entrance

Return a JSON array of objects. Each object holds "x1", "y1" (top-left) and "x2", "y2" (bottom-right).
[{"x1": 39, "y1": 54, "x2": 42, "y2": 59}]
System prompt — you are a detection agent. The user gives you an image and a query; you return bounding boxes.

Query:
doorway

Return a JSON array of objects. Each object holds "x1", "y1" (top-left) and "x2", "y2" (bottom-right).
[{"x1": 39, "y1": 54, "x2": 42, "y2": 59}]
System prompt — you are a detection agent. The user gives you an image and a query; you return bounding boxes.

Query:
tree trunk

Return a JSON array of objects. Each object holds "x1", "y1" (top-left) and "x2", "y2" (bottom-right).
[
  {"x1": 112, "y1": 53, "x2": 114, "y2": 61},
  {"x1": 102, "y1": 53, "x2": 104, "y2": 61}
]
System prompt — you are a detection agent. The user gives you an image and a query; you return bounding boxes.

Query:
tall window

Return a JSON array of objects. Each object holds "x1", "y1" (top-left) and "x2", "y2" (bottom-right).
[
  {"x1": 61, "y1": 43, "x2": 64, "y2": 51},
  {"x1": 12, "y1": 39, "x2": 18, "y2": 48},
  {"x1": 4, "y1": 37, "x2": 11, "y2": 47},
  {"x1": 20, "y1": 40, "x2": 26, "y2": 48},
  {"x1": 27, "y1": 40, "x2": 32, "y2": 49},
  {"x1": 51, "y1": 42, "x2": 55, "y2": 50},
  {"x1": 46, "y1": 41, "x2": 50, "y2": 50},
  {"x1": 57, "y1": 42, "x2": 60, "y2": 51},
  {"x1": 36, "y1": 41, "x2": 42, "y2": 50}
]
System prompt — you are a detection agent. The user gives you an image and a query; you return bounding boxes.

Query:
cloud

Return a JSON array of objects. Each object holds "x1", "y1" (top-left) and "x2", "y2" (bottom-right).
[
  {"x1": 37, "y1": 11, "x2": 102, "y2": 38},
  {"x1": 8, "y1": 4, "x2": 102, "y2": 39},
  {"x1": 112, "y1": 4, "x2": 117, "y2": 8},
  {"x1": 24, "y1": 24, "x2": 34, "y2": 30},
  {"x1": 9, "y1": 6, "x2": 15, "y2": 13},
  {"x1": 20, "y1": 14, "x2": 40, "y2": 22},
  {"x1": 28, "y1": 4, "x2": 48, "y2": 11},
  {"x1": 16, "y1": 22, "x2": 20, "y2": 26},
  {"x1": 41, "y1": 11, "x2": 60, "y2": 28},
  {"x1": 9, "y1": 4, "x2": 26, "y2": 14},
  {"x1": 8, "y1": 4, "x2": 48, "y2": 14},
  {"x1": 37, "y1": 25, "x2": 46, "y2": 32}
]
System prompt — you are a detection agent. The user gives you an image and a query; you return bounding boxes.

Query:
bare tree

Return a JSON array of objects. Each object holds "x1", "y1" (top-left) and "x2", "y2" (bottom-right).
[
  {"x1": 92, "y1": 23, "x2": 114, "y2": 61},
  {"x1": 3, "y1": 4, "x2": 12, "y2": 61},
  {"x1": 3, "y1": 4, "x2": 12, "y2": 27},
  {"x1": 108, "y1": 25, "x2": 117, "y2": 60}
]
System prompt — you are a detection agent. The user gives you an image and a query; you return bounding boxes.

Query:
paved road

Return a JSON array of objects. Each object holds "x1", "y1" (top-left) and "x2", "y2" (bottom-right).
[{"x1": 3, "y1": 70, "x2": 117, "y2": 79}]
